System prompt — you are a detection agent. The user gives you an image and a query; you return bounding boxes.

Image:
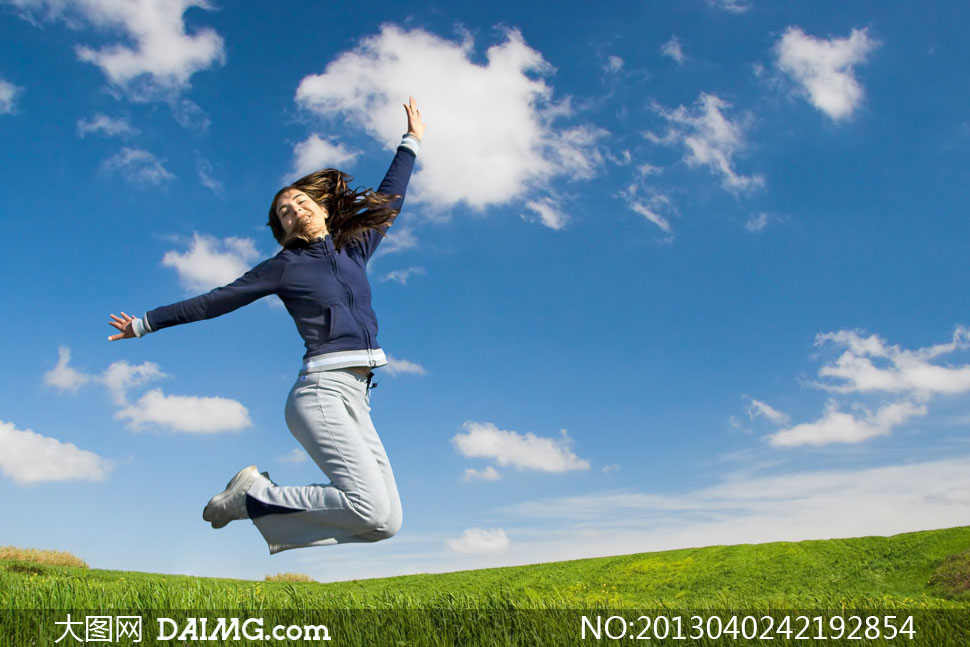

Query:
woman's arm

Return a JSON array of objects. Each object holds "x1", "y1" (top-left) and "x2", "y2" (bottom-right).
[
  {"x1": 377, "y1": 97, "x2": 426, "y2": 206},
  {"x1": 107, "y1": 256, "x2": 283, "y2": 341},
  {"x1": 359, "y1": 98, "x2": 426, "y2": 260}
]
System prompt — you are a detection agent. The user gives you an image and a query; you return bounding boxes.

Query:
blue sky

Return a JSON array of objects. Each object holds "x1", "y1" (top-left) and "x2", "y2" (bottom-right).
[{"x1": 1, "y1": 0, "x2": 969, "y2": 582}]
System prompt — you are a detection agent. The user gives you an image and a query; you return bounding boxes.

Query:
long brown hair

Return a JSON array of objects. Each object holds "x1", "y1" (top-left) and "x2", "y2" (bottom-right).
[{"x1": 268, "y1": 169, "x2": 400, "y2": 252}]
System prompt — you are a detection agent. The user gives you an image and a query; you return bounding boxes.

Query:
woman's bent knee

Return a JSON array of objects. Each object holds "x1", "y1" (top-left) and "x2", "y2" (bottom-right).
[
  {"x1": 355, "y1": 503, "x2": 401, "y2": 542},
  {"x1": 360, "y1": 519, "x2": 401, "y2": 543},
  {"x1": 345, "y1": 486, "x2": 393, "y2": 531},
  {"x1": 374, "y1": 512, "x2": 403, "y2": 541}
]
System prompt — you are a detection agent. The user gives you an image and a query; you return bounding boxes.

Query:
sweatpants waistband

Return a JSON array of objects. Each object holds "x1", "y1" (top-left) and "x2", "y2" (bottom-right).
[{"x1": 300, "y1": 348, "x2": 387, "y2": 374}]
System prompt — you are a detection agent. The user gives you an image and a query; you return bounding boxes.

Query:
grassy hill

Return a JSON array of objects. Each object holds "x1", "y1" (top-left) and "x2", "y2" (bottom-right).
[
  {"x1": 3, "y1": 526, "x2": 969, "y2": 645},
  {"x1": 3, "y1": 526, "x2": 970, "y2": 608}
]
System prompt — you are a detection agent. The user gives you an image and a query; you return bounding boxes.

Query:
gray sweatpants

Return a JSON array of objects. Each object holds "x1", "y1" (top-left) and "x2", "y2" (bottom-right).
[{"x1": 246, "y1": 368, "x2": 402, "y2": 554}]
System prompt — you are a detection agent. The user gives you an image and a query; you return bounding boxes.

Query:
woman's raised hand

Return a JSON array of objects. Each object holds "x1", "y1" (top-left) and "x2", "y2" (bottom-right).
[
  {"x1": 108, "y1": 312, "x2": 136, "y2": 341},
  {"x1": 404, "y1": 96, "x2": 426, "y2": 141}
]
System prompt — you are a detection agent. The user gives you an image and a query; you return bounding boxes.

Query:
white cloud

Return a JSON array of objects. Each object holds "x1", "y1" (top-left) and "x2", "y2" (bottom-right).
[
  {"x1": 0, "y1": 419, "x2": 113, "y2": 485},
  {"x1": 10, "y1": 0, "x2": 224, "y2": 97},
  {"x1": 814, "y1": 327, "x2": 970, "y2": 398},
  {"x1": 286, "y1": 134, "x2": 361, "y2": 184},
  {"x1": 44, "y1": 346, "x2": 93, "y2": 393},
  {"x1": 0, "y1": 78, "x2": 22, "y2": 114},
  {"x1": 523, "y1": 198, "x2": 568, "y2": 230},
  {"x1": 547, "y1": 124, "x2": 606, "y2": 180},
  {"x1": 744, "y1": 397, "x2": 790, "y2": 425},
  {"x1": 371, "y1": 226, "x2": 418, "y2": 261},
  {"x1": 101, "y1": 147, "x2": 174, "y2": 184},
  {"x1": 452, "y1": 422, "x2": 590, "y2": 473},
  {"x1": 161, "y1": 233, "x2": 261, "y2": 292},
  {"x1": 660, "y1": 35, "x2": 685, "y2": 65},
  {"x1": 463, "y1": 466, "x2": 501, "y2": 482},
  {"x1": 381, "y1": 356, "x2": 427, "y2": 377},
  {"x1": 380, "y1": 266, "x2": 426, "y2": 285},
  {"x1": 607, "y1": 149, "x2": 632, "y2": 166},
  {"x1": 750, "y1": 328, "x2": 970, "y2": 447},
  {"x1": 446, "y1": 528, "x2": 509, "y2": 554},
  {"x1": 115, "y1": 388, "x2": 251, "y2": 433},
  {"x1": 294, "y1": 25, "x2": 605, "y2": 215},
  {"x1": 169, "y1": 96, "x2": 209, "y2": 130},
  {"x1": 196, "y1": 155, "x2": 221, "y2": 192},
  {"x1": 651, "y1": 93, "x2": 763, "y2": 192},
  {"x1": 604, "y1": 55, "x2": 623, "y2": 74},
  {"x1": 500, "y1": 457, "x2": 970, "y2": 556},
  {"x1": 101, "y1": 360, "x2": 165, "y2": 405},
  {"x1": 745, "y1": 212, "x2": 785, "y2": 232},
  {"x1": 279, "y1": 448, "x2": 308, "y2": 464},
  {"x1": 621, "y1": 183, "x2": 675, "y2": 238},
  {"x1": 746, "y1": 213, "x2": 770, "y2": 231},
  {"x1": 76, "y1": 113, "x2": 136, "y2": 137},
  {"x1": 628, "y1": 200, "x2": 672, "y2": 235},
  {"x1": 768, "y1": 399, "x2": 927, "y2": 447},
  {"x1": 706, "y1": 0, "x2": 749, "y2": 12},
  {"x1": 44, "y1": 348, "x2": 164, "y2": 404},
  {"x1": 775, "y1": 26, "x2": 879, "y2": 122},
  {"x1": 47, "y1": 347, "x2": 249, "y2": 434}
]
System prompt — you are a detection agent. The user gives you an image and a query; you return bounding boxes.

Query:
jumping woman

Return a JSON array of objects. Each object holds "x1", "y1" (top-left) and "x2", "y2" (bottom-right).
[{"x1": 108, "y1": 98, "x2": 426, "y2": 554}]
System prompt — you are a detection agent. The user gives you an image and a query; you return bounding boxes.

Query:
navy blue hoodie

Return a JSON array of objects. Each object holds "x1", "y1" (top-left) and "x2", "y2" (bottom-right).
[{"x1": 136, "y1": 140, "x2": 417, "y2": 373}]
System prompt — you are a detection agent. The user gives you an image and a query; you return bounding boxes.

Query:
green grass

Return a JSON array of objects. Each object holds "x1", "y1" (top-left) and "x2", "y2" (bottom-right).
[{"x1": 3, "y1": 526, "x2": 970, "y2": 645}]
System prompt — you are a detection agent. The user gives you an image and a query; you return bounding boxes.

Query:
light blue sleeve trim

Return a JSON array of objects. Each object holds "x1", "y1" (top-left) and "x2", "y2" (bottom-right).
[
  {"x1": 399, "y1": 133, "x2": 420, "y2": 156},
  {"x1": 131, "y1": 314, "x2": 153, "y2": 338}
]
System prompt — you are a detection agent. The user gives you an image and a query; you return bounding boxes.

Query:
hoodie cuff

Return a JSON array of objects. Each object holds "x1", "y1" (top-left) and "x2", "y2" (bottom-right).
[
  {"x1": 399, "y1": 133, "x2": 421, "y2": 156},
  {"x1": 131, "y1": 314, "x2": 154, "y2": 338}
]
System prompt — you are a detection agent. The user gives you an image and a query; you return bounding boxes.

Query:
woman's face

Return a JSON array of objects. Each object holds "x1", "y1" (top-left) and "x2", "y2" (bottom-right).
[{"x1": 275, "y1": 188, "x2": 328, "y2": 239}]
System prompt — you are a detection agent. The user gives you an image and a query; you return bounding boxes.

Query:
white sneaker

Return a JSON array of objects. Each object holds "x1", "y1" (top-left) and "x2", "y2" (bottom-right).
[{"x1": 203, "y1": 465, "x2": 261, "y2": 529}]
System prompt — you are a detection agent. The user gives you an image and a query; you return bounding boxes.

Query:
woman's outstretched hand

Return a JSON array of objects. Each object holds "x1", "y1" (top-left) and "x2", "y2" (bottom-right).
[
  {"x1": 404, "y1": 96, "x2": 426, "y2": 141},
  {"x1": 108, "y1": 312, "x2": 136, "y2": 341}
]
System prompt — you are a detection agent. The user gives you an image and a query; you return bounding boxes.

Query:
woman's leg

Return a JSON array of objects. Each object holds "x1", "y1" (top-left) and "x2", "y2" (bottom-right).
[
  {"x1": 246, "y1": 369, "x2": 399, "y2": 553},
  {"x1": 350, "y1": 377, "x2": 402, "y2": 541}
]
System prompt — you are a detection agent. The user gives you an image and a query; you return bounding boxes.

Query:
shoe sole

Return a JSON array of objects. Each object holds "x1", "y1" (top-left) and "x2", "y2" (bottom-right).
[{"x1": 203, "y1": 465, "x2": 259, "y2": 529}]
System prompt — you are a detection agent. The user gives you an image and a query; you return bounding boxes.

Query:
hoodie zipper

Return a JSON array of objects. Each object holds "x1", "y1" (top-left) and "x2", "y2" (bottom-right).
[{"x1": 328, "y1": 252, "x2": 371, "y2": 348}]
